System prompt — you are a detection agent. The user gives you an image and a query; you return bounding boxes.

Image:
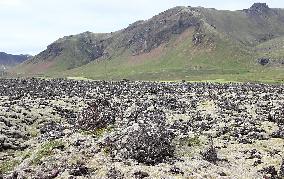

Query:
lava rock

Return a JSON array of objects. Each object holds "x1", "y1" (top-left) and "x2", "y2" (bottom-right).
[
  {"x1": 201, "y1": 137, "x2": 218, "y2": 164},
  {"x1": 258, "y1": 58, "x2": 270, "y2": 66},
  {"x1": 169, "y1": 166, "x2": 184, "y2": 175},
  {"x1": 271, "y1": 127, "x2": 284, "y2": 139},
  {"x1": 279, "y1": 159, "x2": 284, "y2": 177},
  {"x1": 106, "y1": 167, "x2": 124, "y2": 179},
  {"x1": 259, "y1": 166, "x2": 278, "y2": 178},
  {"x1": 105, "y1": 109, "x2": 175, "y2": 165},
  {"x1": 40, "y1": 121, "x2": 65, "y2": 140},
  {"x1": 76, "y1": 98, "x2": 117, "y2": 131},
  {"x1": 133, "y1": 171, "x2": 149, "y2": 179},
  {"x1": 69, "y1": 163, "x2": 89, "y2": 176}
]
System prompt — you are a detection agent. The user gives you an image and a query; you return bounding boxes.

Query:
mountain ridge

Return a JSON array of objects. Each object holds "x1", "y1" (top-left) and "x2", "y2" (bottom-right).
[{"x1": 12, "y1": 3, "x2": 284, "y2": 82}]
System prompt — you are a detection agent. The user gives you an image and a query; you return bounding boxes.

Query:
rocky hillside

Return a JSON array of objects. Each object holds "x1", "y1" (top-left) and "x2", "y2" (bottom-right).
[
  {"x1": 13, "y1": 3, "x2": 284, "y2": 82},
  {"x1": 0, "y1": 52, "x2": 30, "y2": 69}
]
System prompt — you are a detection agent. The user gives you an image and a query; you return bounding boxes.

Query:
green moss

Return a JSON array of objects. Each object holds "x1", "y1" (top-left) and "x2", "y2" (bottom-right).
[
  {"x1": 103, "y1": 146, "x2": 111, "y2": 156},
  {"x1": 14, "y1": 150, "x2": 33, "y2": 161},
  {"x1": 95, "y1": 125, "x2": 114, "y2": 137},
  {"x1": 0, "y1": 159, "x2": 20, "y2": 173},
  {"x1": 31, "y1": 140, "x2": 65, "y2": 165},
  {"x1": 80, "y1": 125, "x2": 114, "y2": 138},
  {"x1": 80, "y1": 129, "x2": 95, "y2": 136},
  {"x1": 181, "y1": 135, "x2": 201, "y2": 147},
  {"x1": 22, "y1": 151, "x2": 32, "y2": 160},
  {"x1": 29, "y1": 127, "x2": 39, "y2": 138}
]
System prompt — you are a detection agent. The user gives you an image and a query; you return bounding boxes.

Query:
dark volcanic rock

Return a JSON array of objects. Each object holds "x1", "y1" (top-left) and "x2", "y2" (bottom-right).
[
  {"x1": 76, "y1": 98, "x2": 118, "y2": 131},
  {"x1": 170, "y1": 166, "x2": 184, "y2": 175},
  {"x1": 201, "y1": 137, "x2": 218, "y2": 164},
  {"x1": 279, "y1": 159, "x2": 284, "y2": 177},
  {"x1": 257, "y1": 58, "x2": 284, "y2": 66},
  {"x1": 259, "y1": 166, "x2": 278, "y2": 178},
  {"x1": 105, "y1": 109, "x2": 175, "y2": 165},
  {"x1": 69, "y1": 164, "x2": 89, "y2": 176},
  {"x1": 258, "y1": 58, "x2": 270, "y2": 65},
  {"x1": 133, "y1": 171, "x2": 149, "y2": 179},
  {"x1": 40, "y1": 121, "x2": 65, "y2": 140},
  {"x1": 106, "y1": 167, "x2": 124, "y2": 179},
  {"x1": 271, "y1": 126, "x2": 284, "y2": 139}
]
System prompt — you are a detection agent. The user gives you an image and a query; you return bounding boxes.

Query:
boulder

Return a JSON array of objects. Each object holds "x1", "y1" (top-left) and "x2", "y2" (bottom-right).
[{"x1": 258, "y1": 58, "x2": 270, "y2": 65}]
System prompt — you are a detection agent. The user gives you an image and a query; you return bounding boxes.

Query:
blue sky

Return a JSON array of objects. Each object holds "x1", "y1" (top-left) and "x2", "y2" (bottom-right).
[{"x1": 0, "y1": 0, "x2": 283, "y2": 55}]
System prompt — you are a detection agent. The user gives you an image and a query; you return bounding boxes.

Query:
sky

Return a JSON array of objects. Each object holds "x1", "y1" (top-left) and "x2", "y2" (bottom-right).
[{"x1": 0, "y1": 0, "x2": 283, "y2": 55}]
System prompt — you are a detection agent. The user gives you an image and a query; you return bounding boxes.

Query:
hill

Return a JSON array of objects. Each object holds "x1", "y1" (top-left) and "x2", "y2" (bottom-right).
[
  {"x1": 12, "y1": 3, "x2": 284, "y2": 82},
  {"x1": 0, "y1": 52, "x2": 31, "y2": 69}
]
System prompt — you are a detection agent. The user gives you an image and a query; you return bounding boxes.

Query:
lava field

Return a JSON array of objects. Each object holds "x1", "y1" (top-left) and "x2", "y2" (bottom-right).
[{"x1": 0, "y1": 78, "x2": 284, "y2": 178}]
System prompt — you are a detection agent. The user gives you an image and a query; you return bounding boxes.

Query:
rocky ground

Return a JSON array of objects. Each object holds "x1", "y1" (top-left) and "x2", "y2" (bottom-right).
[{"x1": 0, "y1": 78, "x2": 284, "y2": 179}]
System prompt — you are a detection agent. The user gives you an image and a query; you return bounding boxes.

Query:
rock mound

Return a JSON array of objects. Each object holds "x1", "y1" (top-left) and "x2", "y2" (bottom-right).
[
  {"x1": 105, "y1": 109, "x2": 175, "y2": 165},
  {"x1": 76, "y1": 98, "x2": 118, "y2": 131}
]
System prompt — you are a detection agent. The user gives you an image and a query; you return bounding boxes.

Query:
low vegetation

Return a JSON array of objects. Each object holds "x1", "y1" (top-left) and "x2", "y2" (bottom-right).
[{"x1": 31, "y1": 140, "x2": 65, "y2": 165}]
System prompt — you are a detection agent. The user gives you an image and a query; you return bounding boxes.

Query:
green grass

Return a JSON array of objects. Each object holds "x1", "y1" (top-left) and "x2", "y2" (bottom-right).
[
  {"x1": 50, "y1": 43, "x2": 283, "y2": 83},
  {"x1": 55, "y1": 29, "x2": 279, "y2": 83},
  {"x1": 255, "y1": 36, "x2": 284, "y2": 59}
]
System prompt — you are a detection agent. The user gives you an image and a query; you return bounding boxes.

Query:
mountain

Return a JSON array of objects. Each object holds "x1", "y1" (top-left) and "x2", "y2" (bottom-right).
[
  {"x1": 12, "y1": 3, "x2": 284, "y2": 82},
  {"x1": 0, "y1": 52, "x2": 31, "y2": 69}
]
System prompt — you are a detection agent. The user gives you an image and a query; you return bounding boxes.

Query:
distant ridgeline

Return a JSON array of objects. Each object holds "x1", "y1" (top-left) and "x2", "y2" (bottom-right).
[
  {"x1": 0, "y1": 52, "x2": 31, "y2": 76},
  {"x1": 0, "y1": 52, "x2": 31, "y2": 67}
]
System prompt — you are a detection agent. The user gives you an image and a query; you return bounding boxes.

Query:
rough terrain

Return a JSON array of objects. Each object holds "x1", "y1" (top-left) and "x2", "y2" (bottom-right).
[{"x1": 0, "y1": 78, "x2": 284, "y2": 178}]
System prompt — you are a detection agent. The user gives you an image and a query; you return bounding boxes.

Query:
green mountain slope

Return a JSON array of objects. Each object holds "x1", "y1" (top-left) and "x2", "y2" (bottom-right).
[{"x1": 12, "y1": 3, "x2": 284, "y2": 82}]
